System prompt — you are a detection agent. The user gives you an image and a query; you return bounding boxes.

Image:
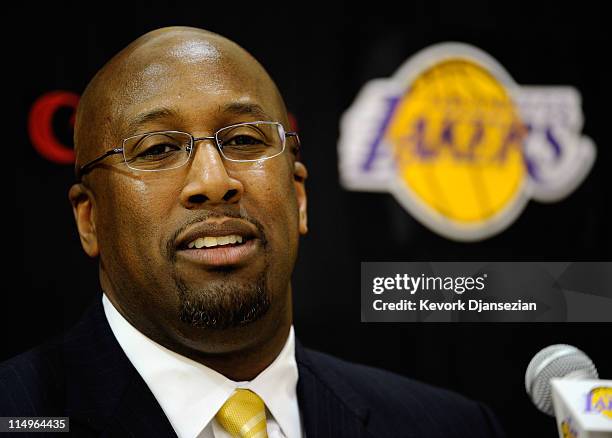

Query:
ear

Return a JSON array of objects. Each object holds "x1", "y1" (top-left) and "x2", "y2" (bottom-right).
[
  {"x1": 293, "y1": 161, "x2": 308, "y2": 235},
  {"x1": 68, "y1": 183, "x2": 99, "y2": 257}
]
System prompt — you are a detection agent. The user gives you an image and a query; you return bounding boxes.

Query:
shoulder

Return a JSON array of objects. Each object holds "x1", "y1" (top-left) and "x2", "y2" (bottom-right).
[
  {"x1": 299, "y1": 347, "x2": 505, "y2": 438},
  {"x1": 0, "y1": 298, "x2": 108, "y2": 416},
  {"x1": 0, "y1": 338, "x2": 65, "y2": 415},
  {"x1": 302, "y1": 347, "x2": 471, "y2": 405}
]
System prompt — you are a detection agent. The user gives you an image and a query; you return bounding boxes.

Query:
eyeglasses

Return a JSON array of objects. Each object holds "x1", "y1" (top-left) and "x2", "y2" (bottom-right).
[{"x1": 76, "y1": 121, "x2": 300, "y2": 181}]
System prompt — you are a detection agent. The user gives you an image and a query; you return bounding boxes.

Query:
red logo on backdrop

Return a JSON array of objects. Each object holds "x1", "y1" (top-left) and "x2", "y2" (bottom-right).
[
  {"x1": 29, "y1": 90, "x2": 298, "y2": 165},
  {"x1": 28, "y1": 91, "x2": 79, "y2": 164},
  {"x1": 288, "y1": 112, "x2": 298, "y2": 132}
]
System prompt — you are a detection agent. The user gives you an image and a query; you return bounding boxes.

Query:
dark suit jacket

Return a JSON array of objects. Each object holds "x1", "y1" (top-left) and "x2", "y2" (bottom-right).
[{"x1": 0, "y1": 298, "x2": 505, "y2": 437}]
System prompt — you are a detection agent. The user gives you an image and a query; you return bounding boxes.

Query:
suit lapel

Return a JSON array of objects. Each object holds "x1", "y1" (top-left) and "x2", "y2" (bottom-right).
[
  {"x1": 62, "y1": 296, "x2": 176, "y2": 437},
  {"x1": 102, "y1": 369, "x2": 177, "y2": 437},
  {"x1": 295, "y1": 340, "x2": 375, "y2": 438}
]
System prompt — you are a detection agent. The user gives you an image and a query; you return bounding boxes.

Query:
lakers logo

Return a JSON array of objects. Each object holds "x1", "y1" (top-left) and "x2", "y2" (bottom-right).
[
  {"x1": 560, "y1": 419, "x2": 578, "y2": 438},
  {"x1": 339, "y1": 43, "x2": 596, "y2": 240},
  {"x1": 586, "y1": 386, "x2": 612, "y2": 419}
]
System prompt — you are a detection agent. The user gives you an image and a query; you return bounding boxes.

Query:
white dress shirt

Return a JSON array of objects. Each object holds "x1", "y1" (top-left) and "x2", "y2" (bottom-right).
[{"x1": 102, "y1": 293, "x2": 303, "y2": 438}]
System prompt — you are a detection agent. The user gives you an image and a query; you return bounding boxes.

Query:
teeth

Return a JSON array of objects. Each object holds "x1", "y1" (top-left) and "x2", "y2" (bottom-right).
[
  {"x1": 204, "y1": 237, "x2": 217, "y2": 247},
  {"x1": 187, "y1": 234, "x2": 245, "y2": 249}
]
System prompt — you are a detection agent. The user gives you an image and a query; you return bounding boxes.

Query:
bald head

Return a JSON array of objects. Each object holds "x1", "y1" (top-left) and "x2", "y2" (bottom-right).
[{"x1": 74, "y1": 26, "x2": 288, "y2": 176}]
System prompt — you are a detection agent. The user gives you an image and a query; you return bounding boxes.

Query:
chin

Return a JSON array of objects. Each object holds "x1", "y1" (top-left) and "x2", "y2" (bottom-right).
[{"x1": 174, "y1": 273, "x2": 270, "y2": 330}]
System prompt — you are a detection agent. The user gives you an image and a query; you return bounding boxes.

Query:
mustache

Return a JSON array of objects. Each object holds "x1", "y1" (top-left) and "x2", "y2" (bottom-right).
[{"x1": 166, "y1": 206, "x2": 267, "y2": 260}]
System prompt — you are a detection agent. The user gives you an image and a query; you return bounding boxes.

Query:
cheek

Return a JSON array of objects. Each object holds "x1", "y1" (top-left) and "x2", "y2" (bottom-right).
[
  {"x1": 97, "y1": 178, "x2": 171, "y2": 267},
  {"x1": 238, "y1": 164, "x2": 299, "y2": 250},
  {"x1": 241, "y1": 160, "x2": 296, "y2": 208}
]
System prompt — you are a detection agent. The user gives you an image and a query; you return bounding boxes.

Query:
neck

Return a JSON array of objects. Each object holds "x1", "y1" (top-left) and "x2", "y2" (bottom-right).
[
  {"x1": 104, "y1": 295, "x2": 293, "y2": 382},
  {"x1": 152, "y1": 314, "x2": 292, "y2": 381},
  {"x1": 184, "y1": 322, "x2": 292, "y2": 381}
]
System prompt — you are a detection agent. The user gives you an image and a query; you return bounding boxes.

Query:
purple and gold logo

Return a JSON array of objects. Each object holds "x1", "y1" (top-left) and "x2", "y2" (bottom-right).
[
  {"x1": 338, "y1": 43, "x2": 596, "y2": 241},
  {"x1": 586, "y1": 386, "x2": 612, "y2": 419},
  {"x1": 561, "y1": 418, "x2": 579, "y2": 438}
]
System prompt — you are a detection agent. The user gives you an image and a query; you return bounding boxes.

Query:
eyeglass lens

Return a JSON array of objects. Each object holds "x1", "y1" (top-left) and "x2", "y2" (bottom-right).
[{"x1": 123, "y1": 123, "x2": 284, "y2": 171}]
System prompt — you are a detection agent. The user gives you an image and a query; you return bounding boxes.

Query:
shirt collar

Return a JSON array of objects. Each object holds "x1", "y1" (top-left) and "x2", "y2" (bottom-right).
[{"x1": 102, "y1": 293, "x2": 300, "y2": 438}]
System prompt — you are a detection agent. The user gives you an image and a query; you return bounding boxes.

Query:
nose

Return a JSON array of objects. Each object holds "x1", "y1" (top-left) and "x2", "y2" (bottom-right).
[{"x1": 179, "y1": 138, "x2": 244, "y2": 208}]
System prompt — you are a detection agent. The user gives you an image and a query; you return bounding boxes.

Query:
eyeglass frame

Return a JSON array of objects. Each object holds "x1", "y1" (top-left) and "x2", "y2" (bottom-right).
[{"x1": 75, "y1": 120, "x2": 300, "y2": 182}]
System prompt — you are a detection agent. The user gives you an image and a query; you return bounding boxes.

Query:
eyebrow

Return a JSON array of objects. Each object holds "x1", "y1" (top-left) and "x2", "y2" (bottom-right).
[
  {"x1": 219, "y1": 102, "x2": 272, "y2": 120},
  {"x1": 124, "y1": 102, "x2": 273, "y2": 136},
  {"x1": 125, "y1": 107, "x2": 180, "y2": 134}
]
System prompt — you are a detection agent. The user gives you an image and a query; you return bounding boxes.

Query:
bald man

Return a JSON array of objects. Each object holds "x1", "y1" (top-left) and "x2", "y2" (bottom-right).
[{"x1": 1, "y1": 27, "x2": 505, "y2": 437}]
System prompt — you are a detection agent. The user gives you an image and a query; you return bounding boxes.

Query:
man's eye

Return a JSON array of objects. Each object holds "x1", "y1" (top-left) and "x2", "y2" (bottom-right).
[
  {"x1": 139, "y1": 143, "x2": 181, "y2": 157},
  {"x1": 223, "y1": 135, "x2": 263, "y2": 147}
]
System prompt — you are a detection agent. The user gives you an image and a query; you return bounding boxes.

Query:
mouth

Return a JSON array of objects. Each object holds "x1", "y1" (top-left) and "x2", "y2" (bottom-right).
[{"x1": 174, "y1": 220, "x2": 261, "y2": 267}]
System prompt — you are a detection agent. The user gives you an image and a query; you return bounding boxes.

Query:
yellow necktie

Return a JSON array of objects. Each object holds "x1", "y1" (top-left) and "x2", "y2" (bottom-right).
[{"x1": 215, "y1": 389, "x2": 268, "y2": 438}]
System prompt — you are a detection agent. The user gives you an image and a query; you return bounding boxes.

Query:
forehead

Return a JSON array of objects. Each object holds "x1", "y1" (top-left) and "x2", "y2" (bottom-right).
[{"x1": 111, "y1": 37, "x2": 284, "y2": 136}]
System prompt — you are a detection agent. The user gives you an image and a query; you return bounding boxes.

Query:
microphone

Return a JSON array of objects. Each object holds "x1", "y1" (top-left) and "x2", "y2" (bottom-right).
[
  {"x1": 525, "y1": 344, "x2": 611, "y2": 437},
  {"x1": 526, "y1": 344, "x2": 599, "y2": 415}
]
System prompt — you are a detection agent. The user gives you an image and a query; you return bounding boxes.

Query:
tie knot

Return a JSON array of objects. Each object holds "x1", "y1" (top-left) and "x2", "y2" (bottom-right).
[{"x1": 216, "y1": 389, "x2": 268, "y2": 438}]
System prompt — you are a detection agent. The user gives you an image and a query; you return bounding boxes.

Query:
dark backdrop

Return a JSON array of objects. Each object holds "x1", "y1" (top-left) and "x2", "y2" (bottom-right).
[{"x1": 8, "y1": 2, "x2": 610, "y2": 437}]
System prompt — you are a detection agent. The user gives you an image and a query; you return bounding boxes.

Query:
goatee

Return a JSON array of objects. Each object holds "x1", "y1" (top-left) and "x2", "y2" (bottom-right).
[{"x1": 176, "y1": 269, "x2": 270, "y2": 329}]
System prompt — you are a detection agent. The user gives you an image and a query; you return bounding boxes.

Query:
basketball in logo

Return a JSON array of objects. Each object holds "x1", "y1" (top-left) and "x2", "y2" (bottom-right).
[
  {"x1": 387, "y1": 59, "x2": 527, "y2": 226},
  {"x1": 587, "y1": 386, "x2": 612, "y2": 419}
]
